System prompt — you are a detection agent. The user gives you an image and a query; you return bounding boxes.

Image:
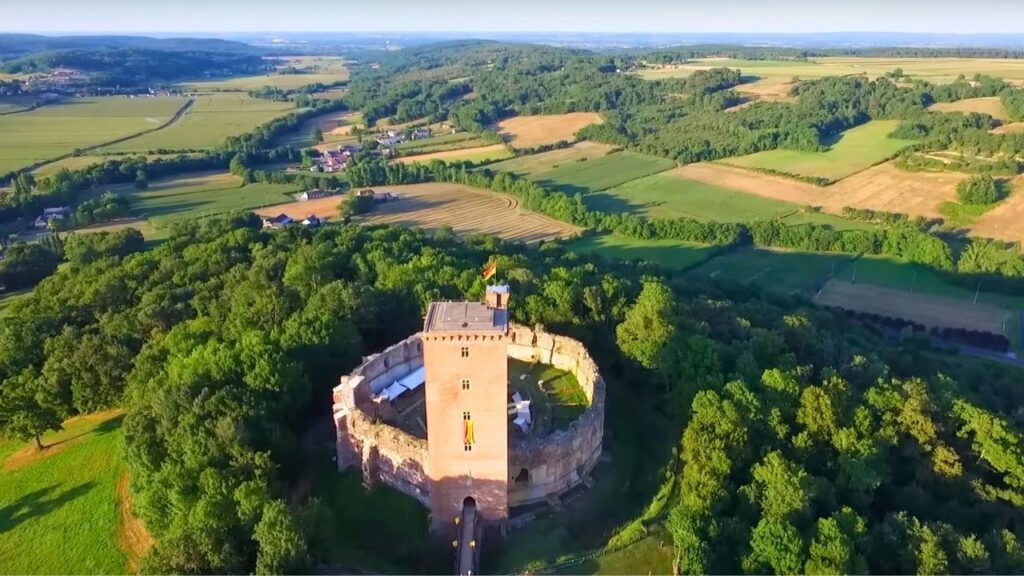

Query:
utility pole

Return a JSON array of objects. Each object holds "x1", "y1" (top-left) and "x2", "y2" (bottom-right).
[{"x1": 974, "y1": 280, "x2": 982, "y2": 305}]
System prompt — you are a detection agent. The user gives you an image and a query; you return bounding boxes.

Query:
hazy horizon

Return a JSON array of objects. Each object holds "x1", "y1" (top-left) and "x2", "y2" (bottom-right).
[{"x1": 4, "y1": 0, "x2": 1024, "y2": 35}]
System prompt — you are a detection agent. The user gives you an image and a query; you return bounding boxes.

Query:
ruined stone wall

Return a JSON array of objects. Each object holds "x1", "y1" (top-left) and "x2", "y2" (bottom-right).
[
  {"x1": 333, "y1": 335, "x2": 430, "y2": 505},
  {"x1": 506, "y1": 325, "x2": 606, "y2": 507}
]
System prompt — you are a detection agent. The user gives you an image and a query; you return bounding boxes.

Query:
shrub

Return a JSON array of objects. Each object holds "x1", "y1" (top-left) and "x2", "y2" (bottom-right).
[{"x1": 957, "y1": 175, "x2": 1003, "y2": 205}]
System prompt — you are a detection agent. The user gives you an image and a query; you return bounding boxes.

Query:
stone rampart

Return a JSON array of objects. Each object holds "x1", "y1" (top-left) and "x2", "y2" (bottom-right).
[{"x1": 333, "y1": 324, "x2": 605, "y2": 512}]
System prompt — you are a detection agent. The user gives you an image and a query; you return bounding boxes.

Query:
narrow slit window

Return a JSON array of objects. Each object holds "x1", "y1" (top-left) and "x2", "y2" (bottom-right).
[
  {"x1": 460, "y1": 346, "x2": 470, "y2": 358},
  {"x1": 462, "y1": 378, "x2": 471, "y2": 390}
]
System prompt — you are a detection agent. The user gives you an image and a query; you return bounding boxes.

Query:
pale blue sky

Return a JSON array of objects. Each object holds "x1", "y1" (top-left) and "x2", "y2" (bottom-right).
[{"x1": 4, "y1": 0, "x2": 1024, "y2": 34}]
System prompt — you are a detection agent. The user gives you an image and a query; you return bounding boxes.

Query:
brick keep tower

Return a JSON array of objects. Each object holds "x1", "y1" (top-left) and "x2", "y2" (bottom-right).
[{"x1": 423, "y1": 285, "x2": 511, "y2": 530}]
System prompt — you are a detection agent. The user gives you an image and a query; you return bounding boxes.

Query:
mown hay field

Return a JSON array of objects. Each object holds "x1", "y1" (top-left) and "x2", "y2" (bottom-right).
[
  {"x1": 182, "y1": 56, "x2": 348, "y2": 91},
  {"x1": 0, "y1": 412, "x2": 133, "y2": 574},
  {"x1": 261, "y1": 183, "x2": 579, "y2": 244},
  {"x1": 0, "y1": 96, "x2": 187, "y2": 174},
  {"x1": 635, "y1": 57, "x2": 1024, "y2": 83},
  {"x1": 970, "y1": 177, "x2": 1024, "y2": 246},
  {"x1": 930, "y1": 97, "x2": 1010, "y2": 121},
  {"x1": 816, "y1": 279, "x2": 1013, "y2": 335},
  {"x1": 102, "y1": 93, "x2": 294, "y2": 153},
  {"x1": 496, "y1": 113, "x2": 604, "y2": 148},
  {"x1": 393, "y1": 144, "x2": 512, "y2": 165},
  {"x1": 675, "y1": 161, "x2": 966, "y2": 221},
  {"x1": 721, "y1": 120, "x2": 916, "y2": 182}
]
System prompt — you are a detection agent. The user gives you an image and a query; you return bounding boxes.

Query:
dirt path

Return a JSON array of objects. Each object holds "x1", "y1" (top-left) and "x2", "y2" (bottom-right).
[{"x1": 118, "y1": 472, "x2": 154, "y2": 572}]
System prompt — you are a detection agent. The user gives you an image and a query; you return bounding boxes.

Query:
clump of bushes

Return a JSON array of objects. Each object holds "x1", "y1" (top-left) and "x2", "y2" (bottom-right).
[{"x1": 957, "y1": 175, "x2": 1006, "y2": 205}]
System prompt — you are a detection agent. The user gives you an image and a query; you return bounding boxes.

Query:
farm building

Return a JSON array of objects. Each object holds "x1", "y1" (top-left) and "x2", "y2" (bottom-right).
[
  {"x1": 33, "y1": 206, "x2": 70, "y2": 228},
  {"x1": 261, "y1": 214, "x2": 293, "y2": 229},
  {"x1": 301, "y1": 215, "x2": 323, "y2": 227},
  {"x1": 333, "y1": 285, "x2": 605, "y2": 571},
  {"x1": 298, "y1": 188, "x2": 338, "y2": 202}
]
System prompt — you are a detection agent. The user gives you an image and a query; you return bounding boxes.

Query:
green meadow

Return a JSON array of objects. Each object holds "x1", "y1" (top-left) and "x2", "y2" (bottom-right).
[
  {"x1": 721, "y1": 120, "x2": 916, "y2": 181},
  {"x1": 527, "y1": 151, "x2": 676, "y2": 195},
  {"x1": 91, "y1": 171, "x2": 299, "y2": 239},
  {"x1": 585, "y1": 172, "x2": 797, "y2": 222},
  {"x1": 565, "y1": 234, "x2": 724, "y2": 270},
  {"x1": 0, "y1": 412, "x2": 128, "y2": 574},
  {"x1": 0, "y1": 96, "x2": 186, "y2": 174},
  {"x1": 102, "y1": 93, "x2": 294, "y2": 153}
]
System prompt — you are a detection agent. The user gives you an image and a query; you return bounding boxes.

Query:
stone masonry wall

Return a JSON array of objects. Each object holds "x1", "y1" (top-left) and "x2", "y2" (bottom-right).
[
  {"x1": 506, "y1": 325, "x2": 606, "y2": 507},
  {"x1": 333, "y1": 324, "x2": 606, "y2": 513}
]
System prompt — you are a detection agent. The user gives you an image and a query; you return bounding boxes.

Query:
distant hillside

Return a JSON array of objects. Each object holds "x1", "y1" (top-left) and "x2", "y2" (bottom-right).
[
  {"x1": 0, "y1": 48, "x2": 266, "y2": 83},
  {"x1": 0, "y1": 33, "x2": 262, "y2": 60}
]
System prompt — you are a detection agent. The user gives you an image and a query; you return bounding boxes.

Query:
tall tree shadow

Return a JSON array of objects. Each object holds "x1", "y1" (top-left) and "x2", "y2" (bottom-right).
[{"x1": 0, "y1": 482, "x2": 96, "y2": 534}]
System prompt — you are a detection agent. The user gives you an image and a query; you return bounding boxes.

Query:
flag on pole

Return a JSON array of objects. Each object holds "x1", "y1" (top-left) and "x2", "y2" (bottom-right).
[{"x1": 482, "y1": 260, "x2": 497, "y2": 281}]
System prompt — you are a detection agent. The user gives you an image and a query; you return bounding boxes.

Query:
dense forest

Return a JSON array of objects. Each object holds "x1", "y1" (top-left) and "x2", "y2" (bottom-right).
[{"x1": 1, "y1": 217, "x2": 1023, "y2": 573}]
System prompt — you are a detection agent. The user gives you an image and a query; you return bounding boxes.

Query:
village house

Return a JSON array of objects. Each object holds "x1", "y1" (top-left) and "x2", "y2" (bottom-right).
[
  {"x1": 313, "y1": 145, "x2": 358, "y2": 173},
  {"x1": 411, "y1": 127, "x2": 431, "y2": 140},
  {"x1": 301, "y1": 215, "x2": 324, "y2": 227}
]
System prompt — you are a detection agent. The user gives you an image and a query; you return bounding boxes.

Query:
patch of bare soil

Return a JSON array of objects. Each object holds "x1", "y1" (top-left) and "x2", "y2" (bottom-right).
[{"x1": 118, "y1": 472, "x2": 154, "y2": 573}]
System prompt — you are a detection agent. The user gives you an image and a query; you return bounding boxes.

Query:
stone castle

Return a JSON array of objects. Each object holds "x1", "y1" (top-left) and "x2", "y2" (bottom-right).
[{"x1": 331, "y1": 285, "x2": 606, "y2": 533}]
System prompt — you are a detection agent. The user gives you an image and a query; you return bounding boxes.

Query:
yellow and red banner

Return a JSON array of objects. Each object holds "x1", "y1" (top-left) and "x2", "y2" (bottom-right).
[
  {"x1": 464, "y1": 419, "x2": 475, "y2": 445},
  {"x1": 482, "y1": 260, "x2": 497, "y2": 281}
]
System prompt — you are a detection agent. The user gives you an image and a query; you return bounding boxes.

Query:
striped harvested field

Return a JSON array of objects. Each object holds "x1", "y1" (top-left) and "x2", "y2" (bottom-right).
[{"x1": 257, "y1": 183, "x2": 578, "y2": 244}]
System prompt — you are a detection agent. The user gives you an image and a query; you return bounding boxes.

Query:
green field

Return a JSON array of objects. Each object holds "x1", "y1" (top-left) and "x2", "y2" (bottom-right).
[
  {"x1": 0, "y1": 412, "x2": 128, "y2": 574},
  {"x1": 182, "y1": 57, "x2": 349, "y2": 91},
  {"x1": 484, "y1": 142, "x2": 612, "y2": 177},
  {"x1": 526, "y1": 151, "x2": 676, "y2": 195},
  {"x1": 0, "y1": 96, "x2": 187, "y2": 174},
  {"x1": 586, "y1": 172, "x2": 798, "y2": 222},
  {"x1": 96, "y1": 172, "x2": 299, "y2": 237},
  {"x1": 565, "y1": 234, "x2": 724, "y2": 270},
  {"x1": 721, "y1": 120, "x2": 916, "y2": 182},
  {"x1": 398, "y1": 132, "x2": 490, "y2": 155},
  {"x1": 102, "y1": 93, "x2": 294, "y2": 153},
  {"x1": 635, "y1": 56, "x2": 1024, "y2": 83}
]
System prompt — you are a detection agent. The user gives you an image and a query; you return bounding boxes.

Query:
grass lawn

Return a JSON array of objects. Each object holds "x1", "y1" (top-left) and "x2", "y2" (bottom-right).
[
  {"x1": 508, "y1": 359, "x2": 588, "y2": 434},
  {"x1": 529, "y1": 151, "x2": 676, "y2": 195},
  {"x1": 939, "y1": 201, "x2": 998, "y2": 228},
  {"x1": 0, "y1": 289, "x2": 33, "y2": 318},
  {"x1": 395, "y1": 144, "x2": 513, "y2": 165},
  {"x1": 564, "y1": 534, "x2": 675, "y2": 575},
  {"x1": 0, "y1": 96, "x2": 187, "y2": 174},
  {"x1": 721, "y1": 120, "x2": 916, "y2": 182},
  {"x1": 586, "y1": 172, "x2": 799, "y2": 222},
  {"x1": 565, "y1": 234, "x2": 724, "y2": 270},
  {"x1": 102, "y1": 93, "x2": 294, "y2": 153},
  {"x1": 0, "y1": 412, "x2": 128, "y2": 574}
]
